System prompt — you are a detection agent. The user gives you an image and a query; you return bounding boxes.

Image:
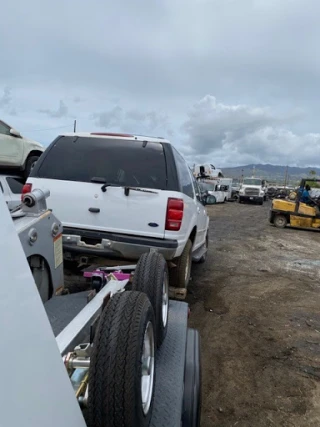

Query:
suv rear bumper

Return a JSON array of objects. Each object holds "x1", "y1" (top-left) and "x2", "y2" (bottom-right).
[{"x1": 62, "y1": 227, "x2": 178, "y2": 261}]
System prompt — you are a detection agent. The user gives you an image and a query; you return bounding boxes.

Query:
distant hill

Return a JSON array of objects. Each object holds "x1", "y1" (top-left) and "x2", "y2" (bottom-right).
[{"x1": 222, "y1": 164, "x2": 320, "y2": 184}]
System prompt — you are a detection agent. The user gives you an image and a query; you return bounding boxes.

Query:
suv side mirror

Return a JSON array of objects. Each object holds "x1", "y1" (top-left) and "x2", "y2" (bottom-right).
[{"x1": 10, "y1": 128, "x2": 21, "y2": 138}]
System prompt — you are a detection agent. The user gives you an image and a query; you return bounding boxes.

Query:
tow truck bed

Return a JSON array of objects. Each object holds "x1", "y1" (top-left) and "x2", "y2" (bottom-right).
[{"x1": 45, "y1": 294, "x2": 188, "y2": 427}]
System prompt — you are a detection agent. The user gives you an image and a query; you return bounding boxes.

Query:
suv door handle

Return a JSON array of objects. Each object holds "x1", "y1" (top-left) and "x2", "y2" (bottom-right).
[{"x1": 89, "y1": 207, "x2": 100, "y2": 213}]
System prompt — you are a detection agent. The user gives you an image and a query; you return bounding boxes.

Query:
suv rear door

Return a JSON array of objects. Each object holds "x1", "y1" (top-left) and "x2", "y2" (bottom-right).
[{"x1": 27, "y1": 136, "x2": 170, "y2": 239}]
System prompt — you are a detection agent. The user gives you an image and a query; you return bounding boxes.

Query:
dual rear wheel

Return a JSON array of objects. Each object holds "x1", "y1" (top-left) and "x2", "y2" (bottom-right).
[
  {"x1": 87, "y1": 251, "x2": 202, "y2": 427},
  {"x1": 88, "y1": 251, "x2": 169, "y2": 427}
]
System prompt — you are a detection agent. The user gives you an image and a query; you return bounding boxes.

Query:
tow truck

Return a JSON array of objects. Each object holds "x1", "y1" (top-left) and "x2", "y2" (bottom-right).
[{"x1": 0, "y1": 189, "x2": 201, "y2": 427}]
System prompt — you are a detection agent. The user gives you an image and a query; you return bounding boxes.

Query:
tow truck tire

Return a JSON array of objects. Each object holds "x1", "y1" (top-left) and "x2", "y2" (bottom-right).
[
  {"x1": 170, "y1": 239, "x2": 193, "y2": 289},
  {"x1": 133, "y1": 252, "x2": 169, "y2": 347},
  {"x1": 88, "y1": 291, "x2": 156, "y2": 427},
  {"x1": 182, "y1": 328, "x2": 202, "y2": 427}
]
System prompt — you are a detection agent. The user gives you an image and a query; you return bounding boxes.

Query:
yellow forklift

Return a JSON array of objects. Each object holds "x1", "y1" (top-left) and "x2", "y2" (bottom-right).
[{"x1": 269, "y1": 178, "x2": 320, "y2": 230}]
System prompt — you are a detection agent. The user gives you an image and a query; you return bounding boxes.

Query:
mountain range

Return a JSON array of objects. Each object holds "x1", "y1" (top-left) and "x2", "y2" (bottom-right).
[{"x1": 222, "y1": 164, "x2": 320, "y2": 184}]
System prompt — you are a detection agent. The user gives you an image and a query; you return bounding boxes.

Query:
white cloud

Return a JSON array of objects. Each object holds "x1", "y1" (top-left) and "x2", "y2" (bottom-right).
[
  {"x1": 39, "y1": 100, "x2": 69, "y2": 118},
  {"x1": 181, "y1": 95, "x2": 320, "y2": 167}
]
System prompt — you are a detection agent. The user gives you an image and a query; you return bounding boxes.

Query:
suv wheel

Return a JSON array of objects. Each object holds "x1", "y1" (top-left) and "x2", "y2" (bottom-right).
[
  {"x1": 24, "y1": 155, "x2": 40, "y2": 178},
  {"x1": 170, "y1": 239, "x2": 192, "y2": 289}
]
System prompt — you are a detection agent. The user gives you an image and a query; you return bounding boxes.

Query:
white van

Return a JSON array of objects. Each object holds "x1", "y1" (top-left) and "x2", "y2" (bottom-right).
[{"x1": 198, "y1": 180, "x2": 228, "y2": 204}]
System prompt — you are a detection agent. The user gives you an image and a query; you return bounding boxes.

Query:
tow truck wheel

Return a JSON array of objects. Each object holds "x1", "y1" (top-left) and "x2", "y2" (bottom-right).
[
  {"x1": 182, "y1": 328, "x2": 202, "y2": 427},
  {"x1": 133, "y1": 252, "x2": 169, "y2": 347},
  {"x1": 274, "y1": 214, "x2": 287, "y2": 228},
  {"x1": 88, "y1": 291, "x2": 156, "y2": 427}
]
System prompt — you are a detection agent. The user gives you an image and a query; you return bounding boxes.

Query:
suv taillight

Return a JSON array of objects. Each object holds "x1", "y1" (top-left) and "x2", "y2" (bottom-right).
[
  {"x1": 165, "y1": 198, "x2": 184, "y2": 231},
  {"x1": 21, "y1": 183, "x2": 32, "y2": 201}
]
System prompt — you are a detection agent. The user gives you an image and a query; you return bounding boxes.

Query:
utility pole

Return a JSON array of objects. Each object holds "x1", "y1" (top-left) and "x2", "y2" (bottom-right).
[
  {"x1": 73, "y1": 120, "x2": 77, "y2": 133},
  {"x1": 284, "y1": 165, "x2": 288, "y2": 188}
]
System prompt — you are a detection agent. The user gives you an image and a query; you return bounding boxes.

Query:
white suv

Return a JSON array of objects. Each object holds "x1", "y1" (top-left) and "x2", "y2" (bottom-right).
[
  {"x1": 0, "y1": 120, "x2": 45, "y2": 178},
  {"x1": 25, "y1": 132, "x2": 211, "y2": 289}
]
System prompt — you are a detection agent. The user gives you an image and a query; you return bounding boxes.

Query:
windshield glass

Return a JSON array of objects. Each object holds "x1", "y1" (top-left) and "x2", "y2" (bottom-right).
[
  {"x1": 243, "y1": 179, "x2": 262, "y2": 185},
  {"x1": 35, "y1": 136, "x2": 167, "y2": 190},
  {"x1": 199, "y1": 182, "x2": 215, "y2": 191}
]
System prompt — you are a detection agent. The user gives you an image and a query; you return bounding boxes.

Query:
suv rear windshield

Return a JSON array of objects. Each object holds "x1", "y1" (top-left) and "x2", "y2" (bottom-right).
[{"x1": 35, "y1": 136, "x2": 167, "y2": 190}]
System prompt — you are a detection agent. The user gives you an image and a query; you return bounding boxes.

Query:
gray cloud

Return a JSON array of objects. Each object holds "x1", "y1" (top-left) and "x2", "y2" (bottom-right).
[
  {"x1": 73, "y1": 96, "x2": 85, "y2": 104},
  {"x1": 181, "y1": 95, "x2": 320, "y2": 168},
  {"x1": 0, "y1": 86, "x2": 12, "y2": 108},
  {"x1": 92, "y1": 106, "x2": 123, "y2": 128},
  {"x1": 39, "y1": 100, "x2": 68, "y2": 118},
  {"x1": 92, "y1": 106, "x2": 173, "y2": 136},
  {"x1": 0, "y1": 0, "x2": 320, "y2": 165}
]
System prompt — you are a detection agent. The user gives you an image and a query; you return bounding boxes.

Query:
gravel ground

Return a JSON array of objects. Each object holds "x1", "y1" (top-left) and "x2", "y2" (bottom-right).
[{"x1": 187, "y1": 200, "x2": 320, "y2": 427}]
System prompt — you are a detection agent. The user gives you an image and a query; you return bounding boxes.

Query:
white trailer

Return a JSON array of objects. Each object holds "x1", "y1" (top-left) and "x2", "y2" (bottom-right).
[{"x1": 0, "y1": 190, "x2": 201, "y2": 427}]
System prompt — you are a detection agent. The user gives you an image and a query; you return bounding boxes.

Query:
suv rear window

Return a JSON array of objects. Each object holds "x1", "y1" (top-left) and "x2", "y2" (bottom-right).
[{"x1": 36, "y1": 136, "x2": 167, "y2": 190}]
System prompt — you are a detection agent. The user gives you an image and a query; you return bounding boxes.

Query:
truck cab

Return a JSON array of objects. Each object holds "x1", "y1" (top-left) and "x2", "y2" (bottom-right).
[{"x1": 238, "y1": 177, "x2": 265, "y2": 205}]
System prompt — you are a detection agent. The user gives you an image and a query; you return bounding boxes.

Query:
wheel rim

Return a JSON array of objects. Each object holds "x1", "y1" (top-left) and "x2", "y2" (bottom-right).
[
  {"x1": 185, "y1": 251, "x2": 191, "y2": 284},
  {"x1": 141, "y1": 321, "x2": 155, "y2": 415},
  {"x1": 276, "y1": 217, "x2": 285, "y2": 227},
  {"x1": 162, "y1": 272, "x2": 169, "y2": 327}
]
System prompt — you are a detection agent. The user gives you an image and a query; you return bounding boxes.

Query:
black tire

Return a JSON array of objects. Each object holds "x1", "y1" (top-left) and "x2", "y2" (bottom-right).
[
  {"x1": 274, "y1": 214, "x2": 287, "y2": 228},
  {"x1": 88, "y1": 291, "x2": 156, "y2": 427},
  {"x1": 170, "y1": 239, "x2": 193, "y2": 289},
  {"x1": 259, "y1": 200, "x2": 263, "y2": 206},
  {"x1": 133, "y1": 252, "x2": 169, "y2": 347},
  {"x1": 182, "y1": 329, "x2": 202, "y2": 427},
  {"x1": 24, "y1": 155, "x2": 40, "y2": 178},
  {"x1": 238, "y1": 197, "x2": 242, "y2": 204}
]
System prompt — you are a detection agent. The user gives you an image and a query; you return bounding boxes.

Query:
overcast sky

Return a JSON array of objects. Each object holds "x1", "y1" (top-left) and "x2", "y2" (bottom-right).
[{"x1": 1, "y1": 0, "x2": 320, "y2": 168}]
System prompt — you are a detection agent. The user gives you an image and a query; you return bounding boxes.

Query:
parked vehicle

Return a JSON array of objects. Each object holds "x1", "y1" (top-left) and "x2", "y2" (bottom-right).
[
  {"x1": 193, "y1": 163, "x2": 224, "y2": 179},
  {"x1": 0, "y1": 120, "x2": 44, "y2": 178},
  {"x1": 26, "y1": 132, "x2": 213, "y2": 292},
  {"x1": 0, "y1": 173, "x2": 24, "y2": 211},
  {"x1": 198, "y1": 180, "x2": 228, "y2": 204},
  {"x1": 216, "y1": 177, "x2": 233, "y2": 200},
  {"x1": 238, "y1": 177, "x2": 265, "y2": 205}
]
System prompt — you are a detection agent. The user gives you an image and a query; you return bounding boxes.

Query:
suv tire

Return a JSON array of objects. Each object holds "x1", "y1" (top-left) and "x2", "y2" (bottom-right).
[
  {"x1": 24, "y1": 155, "x2": 40, "y2": 178},
  {"x1": 170, "y1": 239, "x2": 192, "y2": 289}
]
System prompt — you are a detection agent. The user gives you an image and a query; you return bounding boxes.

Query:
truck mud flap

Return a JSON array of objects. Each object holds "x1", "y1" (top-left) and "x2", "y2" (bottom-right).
[{"x1": 169, "y1": 286, "x2": 187, "y2": 300}]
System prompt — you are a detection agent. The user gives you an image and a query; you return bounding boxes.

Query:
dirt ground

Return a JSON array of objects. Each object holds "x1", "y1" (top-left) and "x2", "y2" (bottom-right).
[{"x1": 187, "y1": 201, "x2": 320, "y2": 427}]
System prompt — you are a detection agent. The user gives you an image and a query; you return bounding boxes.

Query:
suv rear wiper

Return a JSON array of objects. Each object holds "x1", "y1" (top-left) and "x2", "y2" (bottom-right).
[
  {"x1": 90, "y1": 177, "x2": 114, "y2": 193},
  {"x1": 124, "y1": 186, "x2": 158, "y2": 196}
]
